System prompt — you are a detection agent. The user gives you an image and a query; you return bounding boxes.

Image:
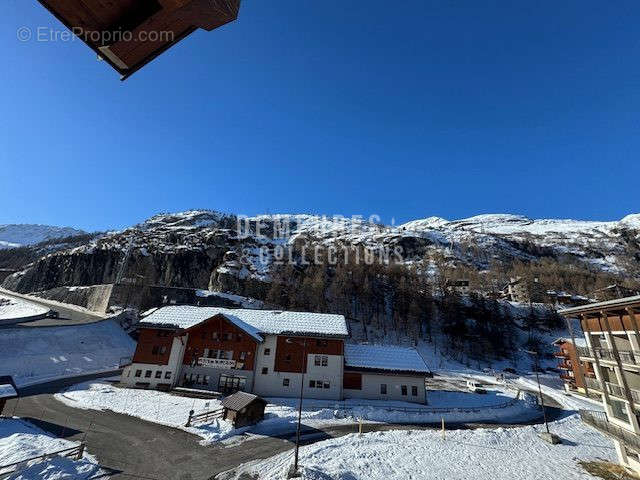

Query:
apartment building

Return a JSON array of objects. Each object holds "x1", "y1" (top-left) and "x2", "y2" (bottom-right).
[
  {"x1": 552, "y1": 338, "x2": 594, "y2": 394},
  {"x1": 121, "y1": 306, "x2": 431, "y2": 403},
  {"x1": 559, "y1": 295, "x2": 640, "y2": 473}
]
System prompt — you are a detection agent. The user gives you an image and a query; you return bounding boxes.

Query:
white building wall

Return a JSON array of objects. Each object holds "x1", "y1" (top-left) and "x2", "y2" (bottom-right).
[
  {"x1": 344, "y1": 373, "x2": 426, "y2": 404},
  {"x1": 121, "y1": 335, "x2": 187, "y2": 389},
  {"x1": 252, "y1": 335, "x2": 342, "y2": 400}
]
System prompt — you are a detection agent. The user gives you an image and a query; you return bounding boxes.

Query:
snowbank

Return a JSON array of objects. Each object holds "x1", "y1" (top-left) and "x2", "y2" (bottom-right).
[
  {"x1": 0, "y1": 295, "x2": 48, "y2": 321},
  {"x1": 223, "y1": 415, "x2": 616, "y2": 480},
  {"x1": 55, "y1": 382, "x2": 541, "y2": 445},
  {"x1": 0, "y1": 418, "x2": 100, "y2": 479},
  {"x1": 0, "y1": 320, "x2": 135, "y2": 387}
]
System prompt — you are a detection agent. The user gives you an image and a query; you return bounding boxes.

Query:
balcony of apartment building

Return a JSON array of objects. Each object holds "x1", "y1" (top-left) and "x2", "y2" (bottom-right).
[
  {"x1": 577, "y1": 345, "x2": 640, "y2": 369},
  {"x1": 580, "y1": 409, "x2": 640, "y2": 451}
]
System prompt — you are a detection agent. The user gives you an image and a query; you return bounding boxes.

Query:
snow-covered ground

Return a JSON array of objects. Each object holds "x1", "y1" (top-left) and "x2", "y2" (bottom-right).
[
  {"x1": 0, "y1": 418, "x2": 101, "y2": 479},
  {"x1": 0, "y1": 295, "x2": 48, "y2": 321},
  {"x1": 55, "y1": 381, "x2": 541, "y2": 444},
  {"x1": 222, "y1": 414, "x2": 616, "y2": 480},
  {"x1": 0, "y1": 320, "x2": 135, "y2": 387}
]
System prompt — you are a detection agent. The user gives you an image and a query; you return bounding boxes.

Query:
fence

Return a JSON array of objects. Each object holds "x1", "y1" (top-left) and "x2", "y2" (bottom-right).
[
  {"x1": 185, "y1": 407, "x2": 224, "y2": 427},
  {"x1": 0, "y1": 443, "x2": 85, "y2": 478},
  {"x1": 580, "y1": 409, "x2": 640, "y2": 451},
  {"x1": 265, "y1": 394, "x2": 523, "y2": 416}
]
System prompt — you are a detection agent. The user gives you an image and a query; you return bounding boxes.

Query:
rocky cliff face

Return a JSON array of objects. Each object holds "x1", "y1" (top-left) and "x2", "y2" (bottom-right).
[{"x1": 2, "y1": 210, "x2": 639, "y2": 299}]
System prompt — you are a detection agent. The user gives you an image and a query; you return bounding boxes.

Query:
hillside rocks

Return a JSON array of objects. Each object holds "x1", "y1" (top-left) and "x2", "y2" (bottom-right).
[{"x1": 2, "y1": 209, "x2": 639, "y2": 302}]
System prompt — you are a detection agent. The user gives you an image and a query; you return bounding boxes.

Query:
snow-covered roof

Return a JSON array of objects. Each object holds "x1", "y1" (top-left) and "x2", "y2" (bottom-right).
[
  {"x1": 344, "y1": 344, "x2": 431, "y2": 374},
  {"x1": 0, "y1": 383, "x2": 17, "y2": 399},
  {"x1": 140, "y1": 306, "x2": 349, "y2": 340},
  {"x1": 552, "y1": 337, "x2": 587, "y2": 348}
]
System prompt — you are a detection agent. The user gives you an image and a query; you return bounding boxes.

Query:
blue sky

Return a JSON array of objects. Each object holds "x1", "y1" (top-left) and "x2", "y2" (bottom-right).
[{"x1": 1, "y1": 1, "x2": 639, "y2": 231}]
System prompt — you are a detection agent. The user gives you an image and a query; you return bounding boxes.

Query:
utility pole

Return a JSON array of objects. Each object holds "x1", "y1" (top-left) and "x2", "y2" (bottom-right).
[
  {"x1": 286, "y1": 337, "x2": 307, "y2": 477},
  {"x1": 525, "y1": 349, "x2": 560, "y2": 444}
]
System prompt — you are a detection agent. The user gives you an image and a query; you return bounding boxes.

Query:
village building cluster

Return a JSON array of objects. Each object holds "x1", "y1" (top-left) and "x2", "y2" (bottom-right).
[{"x1": 121, "y1": 306, "x2": 431, "y2": 403}]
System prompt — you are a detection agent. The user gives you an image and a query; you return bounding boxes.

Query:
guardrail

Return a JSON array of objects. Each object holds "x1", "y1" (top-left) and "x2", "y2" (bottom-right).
[
  {"x1": 0, "y1": 443, "x2": 85, "y2": 477},
  {"x1": 265, "y1": 394, "x2": 523, "y2": 416},
  {"x1": 185, "y1": 407, "x2": 224, "y2": 427},
  {"x1": 580, "y1": 409, "x2": 640, "y2": 451}
]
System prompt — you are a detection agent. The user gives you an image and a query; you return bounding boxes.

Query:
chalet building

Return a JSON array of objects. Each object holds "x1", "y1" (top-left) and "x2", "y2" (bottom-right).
[
  {"x1": 122, "y1": 306, "x2": 431, "y2": 403},
  {"x1": 552, "y1": 338, "x2": 594, "y2": 394},
  {"x1": 559, "y1": 296, "x2": 640, "y2": 474},
  {"x1": 343, "y1": 344, "x2": 430, "y2": 403}
]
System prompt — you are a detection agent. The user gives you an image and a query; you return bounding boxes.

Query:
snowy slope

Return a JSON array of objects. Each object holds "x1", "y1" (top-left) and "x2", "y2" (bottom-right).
[
  {"x1": 223, "y1": 414, "x2": 616, "y2": 480},
  {"x1": 0, "y1": 224, "x2": 85, "y2": 249},
  {"x1": 0, "y1": 295, "x2": 48, "y2": 321},
  {"x1": 0, "y1": 418, "x2": 101, "y2": 479},
  {"x1": 0, "y1": 320, "x2": 135, "y2": 387}
]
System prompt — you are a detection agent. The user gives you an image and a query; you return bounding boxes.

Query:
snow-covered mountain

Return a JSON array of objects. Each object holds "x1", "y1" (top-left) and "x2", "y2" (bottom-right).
[
  {"x1": 2, "y1": 209, "x2": 639, "y2": 296},
  {"x1": 0, "y1": 224, "x2": 86, "y2": 249}
]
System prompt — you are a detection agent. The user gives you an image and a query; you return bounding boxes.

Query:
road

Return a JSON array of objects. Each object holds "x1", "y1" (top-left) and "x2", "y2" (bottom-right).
[
  {"x1": 4, "y1": 374, "x2": 566, "y2": 480},
  {"x1": 0, "y1": 287, "x2": 105, "y2": 327}
]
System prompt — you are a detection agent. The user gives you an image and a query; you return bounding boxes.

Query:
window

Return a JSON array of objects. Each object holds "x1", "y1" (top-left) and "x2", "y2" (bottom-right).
[
  {"x1": 412, "y1": 386, "x2": 418, "y2": 396},
  {"x1": 283, "y1": 378, "x2": 290, "y2": 387},
  {"x1": 155, "y1": 371, "x2": 162, "y2": 379},
  {"x1": 212, "y1": 332, "x2": 219, "y2": 340},
  {"x1": 324, "y1": 382, "x2": 330, "y2": 389},
  {"x1": 160, "y1": 346, "x2": 167, "y2": 355},
  {"x1": 164, "y1": 372, "x2": 172, "y2": 380},
  {"x1": 240, "y1": 351, "x2": 247, "y2": 361},
  {"x1": 380, "y1": 384, "x2": 387, "y2": 395},
  {"x1": 195, "y1": 374, "x2": 201, "y2": 384},
  {"x1": 145, "y1": 370, "x2": 152, "y2": 378},
  {"x1": 401, "y1": 385, "x2": 407, "y2": 396},
  {"x1": 203, "y1": 375, "x2": 210, "y2": 385},
  {"x1": 135, "y1": 370, "x2": 142, "y2": 377},
  {"x1": 225, "y1": 333, "x2": 233, "y2": 341},
  {"x1": 309, "y1": 380, "x2": 316, "y2": 388},
  {"x1": 314, "y1": 355, "x2": 328, "y2": 366},
  {"x1": 316, "y1": 339, "x2": 328, "y2": 347},
  {"x1": 262, "y1": 367, "x2": 268, "y2": 375},
  {"x1": 264, "y1": 348, "x2": 271, "y2": 356},
  {"x1": 152, "y1": 346, "x2": 159, "y2": 355}
]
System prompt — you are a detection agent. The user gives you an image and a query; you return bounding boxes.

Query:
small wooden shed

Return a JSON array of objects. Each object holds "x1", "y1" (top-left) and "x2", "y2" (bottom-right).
[
  {"x1": 0, "y1": 376, "x2": 18, "y2": 417},
  {"x1": 221, "y1": 392, "x2": 266, "y2": 428}
]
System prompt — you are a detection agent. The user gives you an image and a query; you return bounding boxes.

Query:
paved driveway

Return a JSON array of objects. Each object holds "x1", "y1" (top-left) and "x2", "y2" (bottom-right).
[{"x1": 4, "y1": 375, "x2": 558, "y2": 480}]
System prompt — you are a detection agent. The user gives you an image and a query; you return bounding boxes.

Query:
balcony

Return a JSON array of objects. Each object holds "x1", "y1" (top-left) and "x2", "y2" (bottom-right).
[
  {"x1": 560, "y1": 373, "x2": 574, "y2": 381},
  {"x1": 558, "y1": 362, "x2": 572, "y2": 370},
  {"x1": 577, "y1": 347, "x2": 640, "y2": 367},
  {"x1": 606, "y1": 382, "x2": 625, "y2": 398},
  {"x1": 554, "y1": 351, "x2": 568, "y2": 358},
  {"x1": 584, "y1": 376, "x2": 602, "y2": 391},
  {"x1": 580, "y1": 410, "x2": 640, "y2": 450}
]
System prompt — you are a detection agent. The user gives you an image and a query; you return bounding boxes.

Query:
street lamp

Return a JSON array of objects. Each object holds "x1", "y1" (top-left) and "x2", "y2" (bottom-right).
[
  {"x1": 286, "y1": 337, "x2": 308, "y2": 477},
  {"x1": 524, "y1": 349, "x2": 560, "y2": 444}
]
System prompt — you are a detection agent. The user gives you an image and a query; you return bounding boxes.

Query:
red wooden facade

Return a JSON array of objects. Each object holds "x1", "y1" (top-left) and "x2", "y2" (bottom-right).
[
  {"x1": 274, "y1": 336, "x2": 344, "y2": 373},
  {"x1": 132, "y1": 328, "x2": 176, "y2": 365},
  {"x1": 182, "y1": 314, "x2": 259, "y2": 372}
]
